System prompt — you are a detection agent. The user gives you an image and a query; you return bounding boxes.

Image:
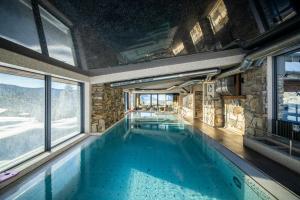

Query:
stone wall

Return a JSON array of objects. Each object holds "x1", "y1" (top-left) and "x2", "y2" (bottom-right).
[
  {"x1": 194, "y1": 91, "x2": 203, "y2": 120},
  {"x1": 91, "y1": 84, "x2": 124, "y2": 133},
  {"x1": 201, "y1": 64, "x2": 267, "y2": 136},
  {"x1": 224, "y1": 99, "x2": 245, "y2": 133},
  {"x1": 180, "y1": 94, "x2": 194, "y2": 121},
  {"x1": 242, "y1": 63, "x2": 268, "y2": 136},
  {"x1": 203, "y1": 82, "x2": 224, "y2": 127}
]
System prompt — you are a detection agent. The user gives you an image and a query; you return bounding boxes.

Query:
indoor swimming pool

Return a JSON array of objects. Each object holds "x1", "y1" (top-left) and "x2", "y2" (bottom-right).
[{"x1": 0, "y1": 113, "x2": 289, "y2": 199}]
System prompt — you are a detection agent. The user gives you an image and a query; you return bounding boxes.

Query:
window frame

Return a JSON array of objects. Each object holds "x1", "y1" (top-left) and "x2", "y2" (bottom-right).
[
  {"x1": 49, "y1": 77, "x2": 84, "y2": 148},
  {"x1": 0, "y1": 0, "x2": 83, "y2": 71},
  {"x1": 274, "y1": 48, "x2": 300, "y2": 124},
  {"x1": 38, "y1": 4, "x2": 78, "y2": 66},
  {"x1": 0, "y1": 66, "x2": 85, "y2": 173},
  {"x1": 250, "y1": 0, "x2": 297, "y2": 31},
  {"x1": 0, "y1": 67, "x2": 46, "y2": 172}
]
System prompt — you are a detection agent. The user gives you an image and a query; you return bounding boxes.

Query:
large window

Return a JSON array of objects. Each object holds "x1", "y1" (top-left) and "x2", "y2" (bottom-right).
[
  {"x1": 51, "y1": 78, "x2": 81, "y2": 146},
  {"x1": 0, "y1": 67, "x2": 45, "y2": 171},
  {"x1": 0, "y1": 1, "x2": 78, "y2": 66},
  {"x1": 151, "y1": 94, "x2": 158, "y2": 111},
  {"x1": 158, "y1": 94, "x2": 166, "y2": 107},
  {"x1": 0, "y1": 66, "x2": 83, "y2": 172},
  {"x1": 136, "y1": 94, "x2": 177, "y2": 112},
  {"x1": 0, "y1": 0, "x2": 41, "y2": 52},
  {"x1": 276, "y1": 51, "x2": 300, "y2": 123},
  {"x1": 138, "y1": 94, "x2": 151, "y2": 111},
  {"x1": 39, "y1": 6, "x2": 77, "y2": 66}
]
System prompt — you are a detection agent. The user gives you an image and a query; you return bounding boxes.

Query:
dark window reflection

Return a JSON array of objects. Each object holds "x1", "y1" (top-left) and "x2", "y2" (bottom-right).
[{"x1": 254, "y1": 0, "x2": 297, "y2": 29}]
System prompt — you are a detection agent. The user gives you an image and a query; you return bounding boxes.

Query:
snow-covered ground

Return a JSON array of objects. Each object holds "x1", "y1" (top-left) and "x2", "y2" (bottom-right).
[
  {"x1": 0, "y1": 117, "x2": 79, "y2": 139},
  {"x1": 0, "y1": 116, "x2": 80, "y2": 171},
  {"x1": 0, "y1": 108, "x2": 7, "y2": 114},
  {"x1": 0, "y1": 117, "x2": 43, "y2": 139}
]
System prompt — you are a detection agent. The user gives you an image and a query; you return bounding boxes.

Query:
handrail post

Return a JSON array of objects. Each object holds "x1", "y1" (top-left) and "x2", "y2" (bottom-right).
[{"x1": 289, "y1": 128, "x2": 294, "y2": 156}]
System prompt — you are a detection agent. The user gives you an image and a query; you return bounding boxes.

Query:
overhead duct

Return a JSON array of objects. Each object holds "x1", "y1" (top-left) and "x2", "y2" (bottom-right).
[
  {"x1": 166, "y1": 85, "x2": 178, "y2": 91},
  {"x1": 110, "y1": 68, "x2": 220, "y2": 87},
  {"x1": 179, "y1": 80, "x2": 202, "y2": 88},
  {"x1": 166, "y1": 80, "x2": 202, "y2": 93},
  {"x1": 216, "y1": 32, "x2": 300, "y2": 79}
]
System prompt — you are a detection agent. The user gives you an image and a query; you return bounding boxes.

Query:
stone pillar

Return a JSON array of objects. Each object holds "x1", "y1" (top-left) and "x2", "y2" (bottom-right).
[
  {"x1": 224, "y1": 99, "x2": 245, "y2": 133},
  {"x1": 203, "y1": 82, "x2": 224, "y2": 127},
  {"x1": 242, "y1": 63, "x2": 268, "y2": 136},
  {"x1": 91, "y1": 84, "x2": 124, "y2": 133}
]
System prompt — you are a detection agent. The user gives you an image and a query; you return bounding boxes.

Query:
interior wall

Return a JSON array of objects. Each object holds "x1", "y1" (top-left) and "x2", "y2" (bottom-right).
[
  {"x1": 203, "y1": 82, "x2": 224, "y2": 127},
  {"x1": 242, "y1": 62, "x2": 268, "y2": 136},
  {"x1": 224, "y1": 99, "x2": 245, "y2": 133},
  {"x1": 194, "y1": 85, "x2": 203, "y2": 120},
  {"x1": 180, "y1": 92, "x2": 194, "y2": 121},
  {"x1": 91, "y1": 84, "x2": 124, "y2": 132},
  {"x1": 204, "y1": 63, "x2": 267, "y2": 135}
]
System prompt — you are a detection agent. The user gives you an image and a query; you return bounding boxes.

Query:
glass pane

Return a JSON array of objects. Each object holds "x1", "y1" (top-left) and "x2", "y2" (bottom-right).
[
  {"x1": 151, "y1": 94, "x2": 158, "y2": 111},
  {"x1": 166, "y1": 94, "x2": 173, "y2": 105},
  {"x1": 258, "y1": 0, "x2": 296, "y2": 28},
  {"x1": 276, "y1": 51, "x2": 300, "y2": 123},
  {"x1": 51, "y1": 78, "x2": 81, "y2": 146},
  {"x1": 39, "y1": 6, "x2": 76, "y2": 66},
  {"x1": 158, "y1": 94, "x2": 166, "y2": 106},
  {"x1": 0, "y1": 67, "x2": 45, "y2": 172},
  {"x1": 140, "y1": 94, "x2": 151, "y2": 106},
  {"x1": 0, "y1": 0, "x2": 41, "y2": 52}
]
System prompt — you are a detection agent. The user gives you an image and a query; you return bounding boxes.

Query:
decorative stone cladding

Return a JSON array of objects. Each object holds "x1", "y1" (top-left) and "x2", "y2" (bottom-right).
[
  {"x1": 181, "y1": 94, "x2": 194, "y2": 121},
  {"x1": 224, "y1": 99, "x2": 245, "y2": 133},
  {"x1": 242, "y1": 63, "x2": 268, "y2": 136},
  {"x1": 276, "y1": 74, "x2": 285, "y2": 120},
  {"x1": 194, "y1": 91, "x2": 203, "y2": 120},
  {"x1": 91, "y1": 84, "x2": 124, "y2": 133},
  {"x1": 203, "y1": 82, "x2": 224, "y2": 127}
]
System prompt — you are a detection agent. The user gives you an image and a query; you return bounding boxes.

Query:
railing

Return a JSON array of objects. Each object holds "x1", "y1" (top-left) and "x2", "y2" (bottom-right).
[{"x1": 272, "y1": 119, "x2": 300, "y2": 155}]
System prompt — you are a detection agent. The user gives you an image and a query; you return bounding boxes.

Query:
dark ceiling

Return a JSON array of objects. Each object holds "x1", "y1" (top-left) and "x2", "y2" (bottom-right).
[
  {"x1": 52, "y1": 0, "x2": 184, "y2": 48},
  {"x1": 50, "y1": 0, "x2": 299, "y2": 69}
]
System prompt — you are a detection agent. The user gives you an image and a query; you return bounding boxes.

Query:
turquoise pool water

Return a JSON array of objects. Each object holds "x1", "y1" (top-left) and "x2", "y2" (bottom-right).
[{"x1": 0, "y1": 112, "x2": 273, "y2": 200}]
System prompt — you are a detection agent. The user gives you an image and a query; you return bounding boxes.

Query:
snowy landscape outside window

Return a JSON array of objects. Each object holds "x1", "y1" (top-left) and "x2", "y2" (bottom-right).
[
  {"x1": 51, "y1": 78, "x2": 81, "y2": 146},
  {"x1": 0, "y1": 67, "x2": 45, "y2": 172}
]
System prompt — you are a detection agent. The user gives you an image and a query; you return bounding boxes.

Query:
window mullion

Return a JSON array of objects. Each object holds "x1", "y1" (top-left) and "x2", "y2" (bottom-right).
[
  {"x1": 80, "y1": 82, "x2": 85, "y2": 133},
  {"x1": 31, "y1": 0, "x2": 49, "y2": 56},
  {"x1": 45, "y1": 75, "x2": 52, "y2": 151}
]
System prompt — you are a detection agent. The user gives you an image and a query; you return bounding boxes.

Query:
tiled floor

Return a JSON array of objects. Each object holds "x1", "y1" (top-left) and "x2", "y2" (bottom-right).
[{"x1": 192, "y1": 119, "x2": 300, "y2": 196}]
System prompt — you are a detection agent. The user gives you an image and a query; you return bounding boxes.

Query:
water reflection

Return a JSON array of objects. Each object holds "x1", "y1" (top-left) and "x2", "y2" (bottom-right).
[{"x1": 0, "y1": 113, "x2": 279, "y2": 199}]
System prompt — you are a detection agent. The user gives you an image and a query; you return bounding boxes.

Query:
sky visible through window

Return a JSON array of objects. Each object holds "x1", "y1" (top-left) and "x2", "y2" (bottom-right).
[
  {"x1": 0, "y1": 73, "x2": 43, "y2": 88},
  {"x1": 0, "y1": 73, "x2": 76, "y2": 90}
]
